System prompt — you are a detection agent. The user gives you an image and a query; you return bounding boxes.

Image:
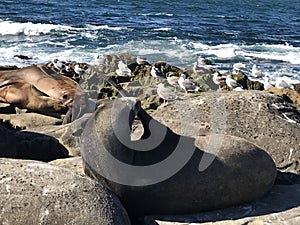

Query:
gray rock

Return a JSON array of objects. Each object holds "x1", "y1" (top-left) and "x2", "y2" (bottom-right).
[
  {"x1": 150, "y1": 90, "x2": 300, "y2": 174},
  {"x1": 0, "y1": 112, "x2": 62, "y2": 129},
  {"x1": 49, "y1": 156, "x2": 84, "y2": 175},
  {"x1": 0, "y1": 158, "x2": 131, "y2": 225},
  {"x1": 145, "y1": 184, "x2": 300, "y2": 225}
]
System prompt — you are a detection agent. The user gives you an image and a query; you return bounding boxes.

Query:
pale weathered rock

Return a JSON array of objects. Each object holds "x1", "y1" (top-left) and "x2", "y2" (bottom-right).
[
  {"x1": 0, "y1": 158, "x2": 131, "y2": 225},
  {"x1": 149, "y1": 90, "x2": 300, "y2": 174},
  {"x1": 145, "y1": 184, "x2": 300, "y2": 225},
  {"x1": 0, "y1": 112, "x2": 62, "y2": 129},
  {"x1": 49, "y1": 156, "x2": 84, "y2": 175}
]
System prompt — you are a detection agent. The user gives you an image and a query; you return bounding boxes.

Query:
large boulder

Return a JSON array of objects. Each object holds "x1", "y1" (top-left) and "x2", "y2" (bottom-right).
[
  {"x1": 80, "y1": 97, "x2": 276, "y2": 220},
  {"x1": 150, "y1": 90, "x2": 300, "y2": 174},
  {"x1": 0, "y1": 158, "x2": 131, "y2": 225}
]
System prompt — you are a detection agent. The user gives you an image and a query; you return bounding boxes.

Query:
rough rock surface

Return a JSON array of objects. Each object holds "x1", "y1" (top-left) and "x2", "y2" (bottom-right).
[
  {"x1": 0, "y1": 112, "x2": 62, "y2": 129},
  {"x1": 0, "y1": 158, "x2": 131, "y2": 225},
  {"x1": 144, "y1": 184, "x2": 300, "y2": 225},
  {"x1": 49, "y1": 156, "x2": 84, "y2": 175},
  {"x1": 149, "y1": 90, "x2": 300, "y2": 174}
]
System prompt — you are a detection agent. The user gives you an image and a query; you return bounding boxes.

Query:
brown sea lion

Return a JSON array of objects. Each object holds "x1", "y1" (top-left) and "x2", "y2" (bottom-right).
[
  {"x1": 0, "y1": 64, "x2": 81, "y2": 106},
  {"x1": 80, "y1": 97, "x2": 277, "y2": 221},
  {"x1": 0, "y1": 64, "x2": 90, "y2": 117},
  {"x1": 0, "y1": 79, "x2": 67, "y2": 113}
]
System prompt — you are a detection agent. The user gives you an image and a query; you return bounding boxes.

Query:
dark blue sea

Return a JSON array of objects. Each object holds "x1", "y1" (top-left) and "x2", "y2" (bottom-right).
[{"x1": 0, "y1": 0, "x2": 299, "y2": 82}]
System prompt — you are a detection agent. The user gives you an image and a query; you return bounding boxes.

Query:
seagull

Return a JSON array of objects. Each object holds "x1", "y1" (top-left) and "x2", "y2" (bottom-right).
[
  {"x1": 275, "y1": 77, "x2": 295, "y2": 89},
  {"x1": 193, "y1": 56, "x2": 213, "y2": 74},
  {"x1": 178, "y1": 73, "x2": 200, "y2": 94},
  {"x1": 52, "y1": 59, "x2": 69, "y2": 72},
  {"x1": 166, "y1": 73, "x2": 179, "y2": 90},
  {"x1": 74, "y1": 64, "x2": 87, "y2": 75},
  {"x1": 233, "y1": 63, "x2": 246, "y2": 74},
  {"x1": 263, "y1": 76, "x2": 273, "y2": 90},
  {"x1": 226, "y1": 75, "x2": 244, "y2": 90},
  {"x1": 212, "y1": 71, "x2": 226, "y2": 88},
  {"x1": 136, "y1": 56, "x2": 150, "y2": 65},
  {"x1": 115, "y1": 61, "x2": 132, "y2": 77},
  {"x1": 151, "y1": 66, "x2": 166, "y2": 80},
  {"x1": 156, "y1": 83, "x2": 178, "y2": 107},
  {"x1": 233, "y1": 63, "x2": 246, "y2": 71},
  {"x1": 252, "y1": 64, "x2": 264, "y2": 78}
]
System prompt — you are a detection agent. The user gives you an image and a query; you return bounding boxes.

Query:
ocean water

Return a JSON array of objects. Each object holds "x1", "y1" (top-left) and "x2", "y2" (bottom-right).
[{"x1": 0, "y1": 0, "x2": 300, "y2": 83}]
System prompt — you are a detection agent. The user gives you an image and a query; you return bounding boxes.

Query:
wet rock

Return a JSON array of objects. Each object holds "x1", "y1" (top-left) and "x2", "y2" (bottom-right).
[
  {"x1": 0, "y1": 158, "x2": 131, "y2": 225},
  {"x1": 14, "y1": 54, "x2": 32, "y2": 60}
]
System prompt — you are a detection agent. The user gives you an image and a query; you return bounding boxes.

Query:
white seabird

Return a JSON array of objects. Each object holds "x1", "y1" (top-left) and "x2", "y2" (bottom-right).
[
  {"x1": 116, "y1": 61, "x2": 132, "y2": 77},
  {"x1": 212, "y1": 71, "x2": 226, "y2": 87},
  {"x1": 275, "y1": 76, "x2": 295, "y2": 89},
  {"x1": 52, "y1": 59, "x2": 69, "y2": 72},
  {"x1": 193, "y1": 56, "x2": 213, "y2": 74},
  {"x1": 226, "y1": 75, "x2": 243, "y2": 90},
  {"x1": 263, "y1": 76, "x2": 273, "y2": 90},
  {"x1": 166, "y1": 74, "x2": 179, "y2": 90},
  {"x1": 136, "y1": 56, "x2": 150, "y2": 65},
  {"x1": 178, "y1": 73, "x2": 200, "y2": 94},
  {"x1": 232, "y1": 63, "x2": 246, "y2": 74},
  {"x1": 151, "y1": 66, "x2": 166, "y2": 80},
  {"x1": 74, "y1": 64, "x2": 87, "y2": 75},
  {"x1": 252, "y1": 64, "x2": 264, "y2": 78},
  {"x1": 156, "y1": 83, "x2": 178, "y2": 106},
  {"x1": 233, "y1": 63, "x2": 246, "y2": 71}
]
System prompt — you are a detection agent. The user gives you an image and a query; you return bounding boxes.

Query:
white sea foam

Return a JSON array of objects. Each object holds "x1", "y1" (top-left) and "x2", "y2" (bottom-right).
[
  {"x1": 0, "y1": 20, "x2": 71, "y2": 36},
  {"x1": 0, "y1": 20, "x2": 127, "y2": 37},
  {"x1": 0, "y1": 35, "x2": 299, "y2": 82},
  {"x1": 153, "y1": 28, "x2": 172, "y2": 31}
]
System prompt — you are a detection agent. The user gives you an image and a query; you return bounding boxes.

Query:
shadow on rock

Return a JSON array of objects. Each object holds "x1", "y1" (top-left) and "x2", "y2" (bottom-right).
[{"x1": 0, "y1": 122, "x2": 69, "y2": 162}]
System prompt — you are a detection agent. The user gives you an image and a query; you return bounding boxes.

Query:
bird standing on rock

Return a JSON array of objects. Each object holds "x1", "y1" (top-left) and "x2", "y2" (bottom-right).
[
  {"x1": 151, "y1": 66, "x2": 166, "y2": 81},
  {"x1": 263, "y1": 76, "x2": 273, "y2": 90},
  {"x1": 226, "y1": 75, "x2": 244, "y2": 90},
  {"x1": 166, "y1": 73, "x2": 179, "y2": 91},
  {"x1": 156, "y1": 83, "x2": 178, "y2": 107},
  {"x1": 52, "y1": 59, "x2": 69, "y2": 72},
  {"x1": 115, "y1": 61, "x2": 132, "y2": 77},
  {"x1": 193, "y1": 56, "x2": 213, "y2": 74},
  {"x1": 212, "y1": 71, "x2": 226, "y2": 88},
  {"x1": 136, "y1": 56, "x2": 150, "y2": 66},
  {"x1": 252, "y1": 64, "x2": 264, "y2": 78},
  {"x1": 178, "y1": 73, "x2": 200, "y2": 94},
  {"x1": 74, "y1": 64, "x2": 87, "y2": 76},
  {"x1": 232, "y1": 63, "x2": 246, "y2": 74}
]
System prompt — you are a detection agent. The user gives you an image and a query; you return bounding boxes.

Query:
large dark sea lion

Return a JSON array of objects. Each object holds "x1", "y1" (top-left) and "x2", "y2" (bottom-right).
[{"x1": 80, "y1": 97, "x2": 277, "y2": 221}]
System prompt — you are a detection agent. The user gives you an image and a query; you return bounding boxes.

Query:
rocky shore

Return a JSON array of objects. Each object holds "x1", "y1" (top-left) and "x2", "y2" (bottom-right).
[{"x1": 0, "y1": 53, "x2": 300, "y2": 225}]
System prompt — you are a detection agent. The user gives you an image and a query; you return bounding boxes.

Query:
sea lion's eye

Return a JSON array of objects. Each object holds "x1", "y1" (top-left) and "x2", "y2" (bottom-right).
[{"x1": 62, "y1": 94, "x2": 68, "y2": 99}]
